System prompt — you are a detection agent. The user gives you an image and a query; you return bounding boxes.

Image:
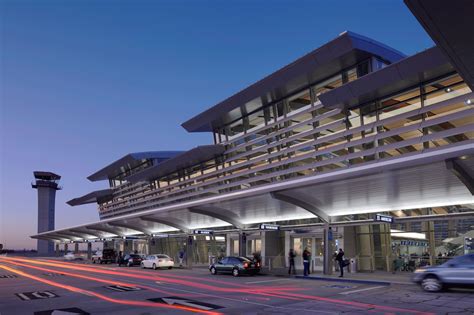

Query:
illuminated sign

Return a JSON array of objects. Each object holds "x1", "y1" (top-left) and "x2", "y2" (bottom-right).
[
  {"x1": 193, "y1": 230, "x2": 213, "y2": 235},
  {"x1": 374, "y1": 214, "x2": 394, "y2": 224},
  {"x1": 259, "y1": 224, "x2": 280, "y2": 230}
]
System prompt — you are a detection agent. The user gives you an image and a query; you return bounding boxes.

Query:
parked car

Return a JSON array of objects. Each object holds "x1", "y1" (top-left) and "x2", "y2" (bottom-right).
[
  {"x1": 412, "y1": 253, "x2": 474, "y2": 292},
  {"x1": 64, "y1": 252, "x2": 83, "y2": 261},
  {"x1": 92, "y1": 248, "x2": 116, "y2": 264},
  {"x1": 118, "y1": 254, "x2": 143, "y2": 267},
  {"x1": 91, "y1": 251, "x2": 102, "y2": 264},
  {"x1": 209, "y1": 256, "x2": 260, "y2": 277},
  {"x1": 141, "y1": 254, "x2": 174, "y2": 270}
]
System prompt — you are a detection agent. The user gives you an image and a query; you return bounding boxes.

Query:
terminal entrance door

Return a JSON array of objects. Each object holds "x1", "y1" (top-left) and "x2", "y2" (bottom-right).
[{"x1": 291, "y1": 235, "x2": 323, "y2": 272}]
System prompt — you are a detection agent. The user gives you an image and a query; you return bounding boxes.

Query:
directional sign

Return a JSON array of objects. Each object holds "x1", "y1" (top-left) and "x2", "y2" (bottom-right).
[
  {"x1": 34, "y1": 307, "x2": 90, "y2": 315},
  {"x1": 104, "y1": 285, "x2": 141, "y2": 292},
  {"x1": 16, "y1": 291, "x2": 59, "y2": 301},
  {"x1": 259, "y1": 223, "x2": 280, "y2": 230},
  {"x1": 374, "y1": 214, "x2": 394, "y2": 224},
  {"x1": 149, "y1": 296, "x2": 223, "y2": 310}
]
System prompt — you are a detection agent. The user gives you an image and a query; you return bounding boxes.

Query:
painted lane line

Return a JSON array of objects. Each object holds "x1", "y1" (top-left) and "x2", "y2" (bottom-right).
[
  {"x1": 339, "y1": 286, "x2": 386, "y2": 295},
  {"x1": 245, "y1": 279, "x2": 292, "y2": 284}
]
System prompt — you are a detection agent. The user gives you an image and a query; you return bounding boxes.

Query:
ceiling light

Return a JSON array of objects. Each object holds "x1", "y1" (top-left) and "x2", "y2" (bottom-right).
[
  {"x1": 465, "y1": 99, "x2": 472, "y2": 105},
  {"x1": 445, "y1": 88, "x2": 452, "y2": 93}
]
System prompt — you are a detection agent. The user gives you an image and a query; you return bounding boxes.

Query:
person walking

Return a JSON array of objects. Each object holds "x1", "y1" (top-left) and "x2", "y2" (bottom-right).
[
  {"x1": 117, "y1": 251, "x2": 123, "y2": 267},
  {"x1": 335, "y1": 248, "x2": 345, "y2": 277},
  {"x1": 178, "y1": 249, "x2": 185, "y2": 267},
  {"x1": 288, "y1": 249, "x2": 296, "y2": 275},
  {"x1": 303, "y1": 247, "x2": 311, "y2": 276}
]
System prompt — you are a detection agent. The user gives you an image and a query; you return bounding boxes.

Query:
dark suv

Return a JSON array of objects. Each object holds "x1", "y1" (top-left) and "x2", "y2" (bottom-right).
[{"x1": 209, "y1": 256, "x2": 260, "y2": 277}]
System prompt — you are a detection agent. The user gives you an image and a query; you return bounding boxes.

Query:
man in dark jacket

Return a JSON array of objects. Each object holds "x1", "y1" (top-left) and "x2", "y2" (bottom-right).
[
  {"x1": 335, "y1": 248, "x2": 345, "y2": 277},
  {"x1": 302, "y1": 248, "x2": 311, "y2": 276},
  {"x1": 288, "y1": 249, "x2": 296, "y2": 275}
]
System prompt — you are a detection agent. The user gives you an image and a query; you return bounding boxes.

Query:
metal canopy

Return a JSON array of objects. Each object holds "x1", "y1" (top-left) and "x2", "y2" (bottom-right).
[
  {"x1": 182, "y1": 31, "x2": 406, "y2": 133},
  {"x1": 189, "y1": 206, "x2": 244, "y2": 229},
  {"x1": 318, "y1": 46, "x2": 454, "y2": 109},
  {"x1": 67, "y1": 189, "x2": 114, "y2": 206},
  {"x1": 405, "y1": 0, "x2": 474, "y2": 91},
  {"x1": 87, "y1": 151, "x2": 183, "y2": 182},
  {"x1": 31, "y1": 143, "x2": 474, "y2": 242},
  {"x1": 126, "y1": 145, "x2": 225, "y2": 183}
]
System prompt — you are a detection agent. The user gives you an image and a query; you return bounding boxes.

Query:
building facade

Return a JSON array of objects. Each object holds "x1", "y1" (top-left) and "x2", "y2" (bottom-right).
[{"x1": 33, "y1": 2, "x2": 474, "y2": 273}]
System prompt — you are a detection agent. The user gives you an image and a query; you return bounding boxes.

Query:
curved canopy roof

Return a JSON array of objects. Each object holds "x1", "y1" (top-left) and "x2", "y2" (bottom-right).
[
  {"x1": 182, "y1": 31, "x2": 406, "y2": 133},
  {"x1": 318, "y1": 46, "x2": 454, "y2": 109},
  {"x1": 405, "y1": 0, "x2": 474, "y2": 91},
  {"x1": 88, "y1": 151, "x2": 183, "y2": 182},
  {"x1": 126, "y1": 145, "x2": 225, "y2": 183},
  {"x1": 67, "y1": 189, "x2": 114, "y2": 206}
]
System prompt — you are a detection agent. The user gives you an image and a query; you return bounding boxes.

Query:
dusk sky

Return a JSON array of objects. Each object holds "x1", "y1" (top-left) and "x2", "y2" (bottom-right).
[{"x1": 0, "y1": 0, "x2": 434, "y2": 249}]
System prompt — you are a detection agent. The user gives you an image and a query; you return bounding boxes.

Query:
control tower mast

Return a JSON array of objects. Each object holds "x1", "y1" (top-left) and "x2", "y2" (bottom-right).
[{"x1": 32, "y1": 171, "x2": 61, "y2": 255}]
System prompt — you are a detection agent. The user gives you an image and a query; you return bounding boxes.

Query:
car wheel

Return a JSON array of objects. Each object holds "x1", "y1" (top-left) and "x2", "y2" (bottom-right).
[
  {"x1": 168, "y1": 266, "x2": 172, "y2": 270},
  {"x1": 152, "y1": 263, "x2": 157, "y2": 270},
  {"x1": 421, "y1": 276, "x2": 443, "y2": 292},
  {"x1": 232, "y1": 268, "x2": 239, "y2": 277},
  {"x1": 210, "y1": 267, "x2": 217, "y2": 275}
]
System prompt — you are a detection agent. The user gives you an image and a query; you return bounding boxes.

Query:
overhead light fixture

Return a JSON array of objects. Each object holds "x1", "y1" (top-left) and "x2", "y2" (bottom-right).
[
  {"x1": 465, "y1": 99, "x2": 472, "y2": 105},
  {"x1": 445, "y1": 88, "x2": 452, "y2": 93}
]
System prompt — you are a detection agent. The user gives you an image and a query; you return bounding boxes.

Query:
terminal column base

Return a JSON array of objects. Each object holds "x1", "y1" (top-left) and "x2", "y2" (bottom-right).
[{"x1": 87, "y1": 242, "x2": 92, "y2": 259}]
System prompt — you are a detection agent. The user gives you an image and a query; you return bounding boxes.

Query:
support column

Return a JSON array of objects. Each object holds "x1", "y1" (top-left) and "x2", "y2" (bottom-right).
[
  {"x1": 186, "y1": 235, "x2": 193, "y2": 269},
  {"x1": 74, "y1": 243, "x2": 79, "y2": 254},
  {"x1": 123, "y1": 239, "x2": 133, "y2": 254},
  {"x1": 87, "y1": 242, "x2": 92, "y2": 259},
  {"x1": 55, "y1": 243, "x2": 60, "y2": 257},
  {"x1": 239, "y1": 232, "x2": 247, "y2": 257},
  {"x1": 64, "y1": 243, "x2": 69, "y2": 253},
  {"x1": 226, "y1": 234, "x2": 231, "y2": 256},
  {"x1": 323, "y1": 224, "x2": 334, "y2": 275}
]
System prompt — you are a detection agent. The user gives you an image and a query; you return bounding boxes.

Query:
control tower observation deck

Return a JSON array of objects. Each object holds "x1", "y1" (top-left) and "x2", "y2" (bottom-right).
[{"x1": 31, "y1": 171, "x2": 61, "y2": 256}]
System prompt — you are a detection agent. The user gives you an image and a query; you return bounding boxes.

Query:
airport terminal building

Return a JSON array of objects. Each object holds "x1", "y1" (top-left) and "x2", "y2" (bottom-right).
[{"x1": 33, "y1": 1, "x2": 474, "y2": 274}]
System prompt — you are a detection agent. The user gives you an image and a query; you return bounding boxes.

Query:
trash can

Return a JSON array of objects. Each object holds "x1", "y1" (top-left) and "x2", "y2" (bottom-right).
[{"x1": 350, "y1": 258, "x2": 357, "y2": 273}]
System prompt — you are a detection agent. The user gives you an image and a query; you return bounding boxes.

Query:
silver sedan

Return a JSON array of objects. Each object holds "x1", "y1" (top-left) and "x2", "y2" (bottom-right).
[{"x1": 412, "y1": 254, "x2": 474, "y2": 292}]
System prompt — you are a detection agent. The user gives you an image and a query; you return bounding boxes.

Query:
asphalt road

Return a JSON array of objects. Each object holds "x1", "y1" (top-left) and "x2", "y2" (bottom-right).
[{"x1": 0, "y1": 256, "x2": 473, "y2": 315}]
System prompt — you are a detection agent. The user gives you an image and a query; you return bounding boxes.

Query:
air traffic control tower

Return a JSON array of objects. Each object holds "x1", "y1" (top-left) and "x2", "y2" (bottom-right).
[{"x1": 32, "y1": 171, "x2": 61, "y2": 255}]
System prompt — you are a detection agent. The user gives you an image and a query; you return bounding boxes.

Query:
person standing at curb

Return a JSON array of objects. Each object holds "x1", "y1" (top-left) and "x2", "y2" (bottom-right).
[
  {"x1": 288, "y1": 249, "x2": 296, "y2": 275},
  {"x1": 303, "y1": 247, "x2": 311, "y2": 276},
  {"x1": 335, "y1": 248, "x2": 345, "y2": 277}
]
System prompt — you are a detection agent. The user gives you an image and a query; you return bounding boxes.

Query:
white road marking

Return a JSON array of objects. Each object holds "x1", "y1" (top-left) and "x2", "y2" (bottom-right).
[
  {"x1": 339, "y1": 285, "x2": 386, "y2": 295},
  {"x1": 245, "y1": 278, "x2": 292, "y2": 284}
]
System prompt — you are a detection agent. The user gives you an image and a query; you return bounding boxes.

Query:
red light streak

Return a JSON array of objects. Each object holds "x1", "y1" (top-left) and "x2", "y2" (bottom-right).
[{"x1": 0, "y1": 264, "x2": 221, "y2": 315}]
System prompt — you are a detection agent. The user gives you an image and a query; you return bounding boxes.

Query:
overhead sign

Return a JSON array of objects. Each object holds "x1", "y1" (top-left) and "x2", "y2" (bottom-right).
[
  {"x1": 374, "y1": 214, "x2": 394, "y2": 224},
  {"x1": 259, "y1": 224, "x2": 280, "y2": 230},
  {"x1": 149, "y1": 296, "x2": 223, "y2": 311},
  {"x1": 193, "y1": 230, "x2": 213, "y2": 235}
]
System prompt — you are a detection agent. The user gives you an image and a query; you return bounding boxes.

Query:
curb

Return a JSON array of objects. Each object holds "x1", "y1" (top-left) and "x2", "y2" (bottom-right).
[{"x1": 294, "y1": 275, "x2": 392, "y2": 286}]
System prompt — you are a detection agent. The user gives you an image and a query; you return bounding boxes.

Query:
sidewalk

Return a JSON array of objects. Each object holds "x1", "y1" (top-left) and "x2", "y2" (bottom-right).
[{"x1": 262, "y1": 267, "x2": 413, "y2": 285}]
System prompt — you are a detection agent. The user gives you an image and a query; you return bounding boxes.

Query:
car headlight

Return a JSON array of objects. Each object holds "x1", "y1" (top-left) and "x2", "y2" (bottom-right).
[
  {"x1": 414, "y1": 269, "x2": 426, "y2": 274},
  {"x1": 129, "y1": 259, "x2": 133, "y2": 262}
]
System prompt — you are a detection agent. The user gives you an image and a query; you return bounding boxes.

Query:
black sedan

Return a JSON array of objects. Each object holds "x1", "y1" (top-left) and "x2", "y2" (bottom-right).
[
  {"x1": 119, "y1": 254, "x2": 143, "y2": 267},
  {"x1": 209, "y1": 256, "x2": 260, "y2": 277}
]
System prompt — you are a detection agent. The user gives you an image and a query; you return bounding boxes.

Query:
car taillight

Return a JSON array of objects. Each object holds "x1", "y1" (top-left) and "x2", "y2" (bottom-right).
[
  {"x1": 257, "y1": 262, "x2": 260, "y2": 267},
  {"x1": 243, "y1": 262, "x2": 249, "y2": 268}
]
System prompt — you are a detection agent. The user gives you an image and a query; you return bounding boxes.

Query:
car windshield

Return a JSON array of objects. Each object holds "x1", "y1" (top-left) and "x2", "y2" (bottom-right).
[{"x1": 443, "y1": 254, "x2": 474, "y2": 267}]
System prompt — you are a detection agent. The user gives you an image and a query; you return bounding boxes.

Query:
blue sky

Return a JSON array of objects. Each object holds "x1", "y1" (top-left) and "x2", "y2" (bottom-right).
[{"x1": 0, "y1": 0, "x2": 433, "y2": 249}]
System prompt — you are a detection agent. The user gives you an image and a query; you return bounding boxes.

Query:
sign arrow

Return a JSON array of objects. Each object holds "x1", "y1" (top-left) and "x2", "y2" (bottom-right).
[{"x1": 161, "y1": 298, "x2": 214, "y2": 310}]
